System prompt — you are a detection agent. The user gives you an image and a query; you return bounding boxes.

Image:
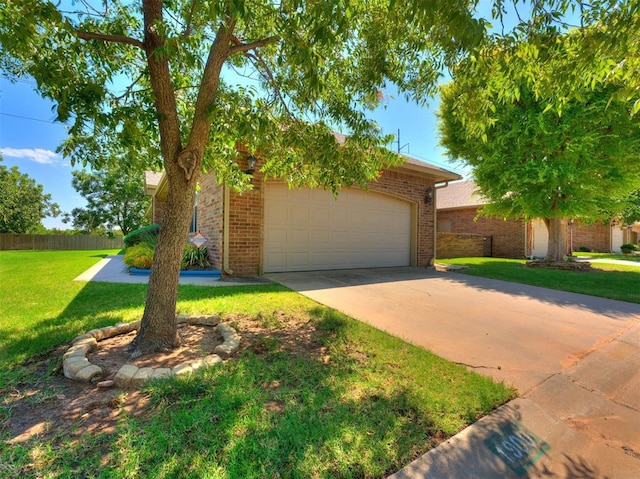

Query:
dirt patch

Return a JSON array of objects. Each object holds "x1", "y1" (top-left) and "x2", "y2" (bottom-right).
[
  {"x1": 87, "y1": 324, "x2": 224, "y2": 378},
  {"x1": 525, "y1": 260, "x2": 593, "y2": 271},
  {"x1": 2, "y1": 312, "x2": 321, "y2": 445}
]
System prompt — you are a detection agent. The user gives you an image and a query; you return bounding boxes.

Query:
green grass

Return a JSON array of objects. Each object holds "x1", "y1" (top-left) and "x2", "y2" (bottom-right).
[
  {"x1": 437, "y1": 257, "x2": 640, "y2": 304},
  {"x1": 0, "y1": 251, "x2": 515, "y2": 478}
]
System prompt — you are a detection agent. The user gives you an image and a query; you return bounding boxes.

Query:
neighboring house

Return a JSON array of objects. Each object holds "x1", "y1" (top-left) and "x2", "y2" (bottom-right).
[
  {"x1": 146, "y1": 153, "x2": 461, "y2": 276},
  {"x1": 436, "y1": 180, "x2": 637, "y2": 259}
]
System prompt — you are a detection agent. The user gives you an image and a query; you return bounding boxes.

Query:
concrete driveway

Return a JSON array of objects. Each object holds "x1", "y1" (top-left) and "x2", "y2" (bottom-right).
[{"x1": 268, "y1": 267, "x2": 640, "y2": 478}]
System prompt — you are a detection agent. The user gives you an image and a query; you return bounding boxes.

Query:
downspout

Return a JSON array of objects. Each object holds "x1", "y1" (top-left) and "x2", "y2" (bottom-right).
[
  {"x1": 432, "y1": 181, "x2": 450, "y2": 265},
  {"x1": 223, "y1": 186, "x2": 233, "y2": 276}
]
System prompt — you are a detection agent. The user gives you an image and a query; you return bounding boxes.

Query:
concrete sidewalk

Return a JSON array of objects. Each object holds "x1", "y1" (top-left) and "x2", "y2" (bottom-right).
[
  {"x1": 74, "y1": 255, "x2": 268, "y2": 286},
  {"x1": 268, "y1": 267, "x2": 640, "y2": 478}
]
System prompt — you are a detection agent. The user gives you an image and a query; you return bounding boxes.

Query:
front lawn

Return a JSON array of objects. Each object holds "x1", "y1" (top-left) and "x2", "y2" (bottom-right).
[
  {"x1": 437, "y1": 257, "x2": 640, "y2": 304},
  {"x1": 1, "y1": 251, "x2": 515, "y2": 478}
]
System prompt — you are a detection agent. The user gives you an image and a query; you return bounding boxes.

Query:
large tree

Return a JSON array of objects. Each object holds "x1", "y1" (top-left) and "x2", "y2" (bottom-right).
[
  {"x1": 64, "y1": 165, "x2": 150, "y2": 236},
  {"x1": 0, "y1": 0, "x2": 490, "y2": 356},
  {"x1": 0, "y1": 155, "x2": 60, "y2": 233},
  {"x1": 439, "y1": 55, "x2": 640, "y2": 261}
]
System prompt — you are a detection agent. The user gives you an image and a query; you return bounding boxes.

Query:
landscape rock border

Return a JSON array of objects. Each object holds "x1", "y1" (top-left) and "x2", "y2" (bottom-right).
[{"x1": 62, "y1": 315, "x2": 241, "y2": 388}]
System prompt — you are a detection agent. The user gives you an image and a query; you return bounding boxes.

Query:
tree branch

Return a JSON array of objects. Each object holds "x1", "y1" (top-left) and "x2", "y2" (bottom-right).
[
  {"x1": 228, "y1": 36, "x2": 279, "y2": 55},
  {"x1": 77, "y1": 30, "x2": 144, "y2": 49},
  {"x1": 245, "y1": 50, "x2": 293, "y2": 118}
]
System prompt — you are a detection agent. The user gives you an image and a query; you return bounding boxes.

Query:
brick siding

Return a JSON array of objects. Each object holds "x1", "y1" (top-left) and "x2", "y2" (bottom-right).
[
  {"x1": 571, "y1": 221, "x2": 610, "y2": 252},
  {"x1": 196, "y1": 173, "x2": 224, "y2": 271},
  {"x1": 190, "y1": 157, "x2": 439, "y2": 276},
  {"x1": 437, "y1": 208, "x2": 526, "y2": 258}
]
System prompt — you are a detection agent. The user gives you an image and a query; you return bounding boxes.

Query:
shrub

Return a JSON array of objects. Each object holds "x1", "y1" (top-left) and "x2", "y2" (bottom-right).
[
  {"x1": 182, "y1": 244, "x2": 211, "y2": 270},
  {"x1": 621, "y1": 243, "x2": 639, "y2": 252},
  {"x1": 123, "y1": 224, "x2": 160, "y2": 247},
  {"x1": 578, "y1": 246, "x2": 591, "y2": 252},
  {"x1": 124, "y1": 242, "x2": 155, "y2": 269}
]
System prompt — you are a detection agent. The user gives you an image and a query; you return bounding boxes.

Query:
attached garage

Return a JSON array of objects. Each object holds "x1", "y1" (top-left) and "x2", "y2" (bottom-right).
[
  {"x1": 264, "y1": 184, "x2": 413, "y2": 272},
  {"x1": 147, "y1": 153, "x2": 462, "y2": 276}
]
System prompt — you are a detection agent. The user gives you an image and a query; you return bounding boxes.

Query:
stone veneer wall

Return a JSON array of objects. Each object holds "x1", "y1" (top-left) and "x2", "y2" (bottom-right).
[{"x1": 438, "y1": 207, "x2": 526, "y2": 258}]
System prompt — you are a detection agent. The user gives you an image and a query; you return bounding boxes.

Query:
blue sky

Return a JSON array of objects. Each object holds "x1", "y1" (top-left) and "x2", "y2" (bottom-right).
[{"x1": 0, "y1": 75, "x2": 466, "y2": 230}]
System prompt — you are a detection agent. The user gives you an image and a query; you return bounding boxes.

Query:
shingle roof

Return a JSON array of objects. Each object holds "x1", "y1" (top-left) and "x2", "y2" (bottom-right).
[{"x1": 436, "y1": 180, "x2": 487, "y2": 210}]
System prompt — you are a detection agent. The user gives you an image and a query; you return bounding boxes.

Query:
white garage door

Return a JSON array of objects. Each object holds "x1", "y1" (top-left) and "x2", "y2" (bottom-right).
[
  {"x1": 531, "y1": 219, "x2": 549, "y2": 258},
  {"x1": 264, "y1": 184, "x2": 412, "y2": 272}
]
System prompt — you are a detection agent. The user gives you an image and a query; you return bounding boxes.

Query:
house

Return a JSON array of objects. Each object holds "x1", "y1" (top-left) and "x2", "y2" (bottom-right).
[
  {"x1": 146, "y1": 153, "x2": 461, "y2": 276},
  {"x1": 436, "y1": 180, "x2": 638, "y2": 259}
]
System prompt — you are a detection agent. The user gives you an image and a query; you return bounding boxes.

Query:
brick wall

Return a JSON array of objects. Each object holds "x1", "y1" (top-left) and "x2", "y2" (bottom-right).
[
  {"x1": 227, "y1": 172, "x2": 264, "y2": 276},
  {"x1": 196, "y1": 173, "x2": 224, "y2": 270},
  {"x1": 194, "y1": 158, "x2": 439, "y2": 276},
  {"x1": 571, "y1": 221, "x2": 610, "y2": 252},
  {"x1": 437, "y1": 208, "x2": 526, "y2": 258},
  {"x1": 436, "y1": 233, "x2": 485, "y2": 258},
  {"x1": 151, "y1": 197, "x2": 166, "y2": 225}
]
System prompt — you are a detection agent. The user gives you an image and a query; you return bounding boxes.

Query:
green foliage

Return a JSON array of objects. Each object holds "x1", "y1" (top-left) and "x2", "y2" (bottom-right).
[
  {"x1": 0, "y1": 156, "x2": 60, "y2": 233},
  {"x1": 439, "y1": 75, "x2": 640, "y2": 224},
  {"x1": 181, "y1": 244, "x2": 210, "y2": 270},
  {"x1": 621, "y1": 243, "x2": 639, "y2": 252},
  {"x1": 123, "y1": 224, "x2": 159, "y2": 247},
  {"x1": 0, "y1": 0, "x2": 490, "y2": 192},
  {"x1": 123, "y1": 243, "x2": 154, "y2": 269},
  {"x1": 63, "y1": 165, "x2": 150, "y2": 236}
]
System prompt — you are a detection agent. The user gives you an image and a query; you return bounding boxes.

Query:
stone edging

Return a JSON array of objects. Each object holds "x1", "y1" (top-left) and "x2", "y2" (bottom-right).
[{"x1": 62, "y1": 315, "x2": 241, "y2": 388}]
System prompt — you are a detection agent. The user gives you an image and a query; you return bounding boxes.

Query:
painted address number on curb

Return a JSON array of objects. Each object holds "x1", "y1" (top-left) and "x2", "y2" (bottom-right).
[{"x1": 484, "y1": 421, "x2": 550, "y2": 476}]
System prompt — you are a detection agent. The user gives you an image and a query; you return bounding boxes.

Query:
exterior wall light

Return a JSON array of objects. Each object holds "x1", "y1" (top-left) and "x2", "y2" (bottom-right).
[
  {"x1": 246, "y1": 155, "x2": 257, "y2": 175},
  {"x1": 425, "y1": 186, "x2": 434, "y2": 204}
]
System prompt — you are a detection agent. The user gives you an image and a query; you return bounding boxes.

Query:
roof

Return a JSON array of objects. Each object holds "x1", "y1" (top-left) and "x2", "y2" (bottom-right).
[
  {"x1": 436, "y1": 180, "x2": 487, "y2": 210},
  {"x1": 144, "y1": 137, "x2": 462, "y2": 196},
  {"x1": 144, "y1": 171, "x2": 164, "y2": 195},
  {"x1": 332, "y1": 131, "x2": 460, "y2": 182},
  {"x1": 396, "y1": 155, "x2": 461, "y2": 183}
]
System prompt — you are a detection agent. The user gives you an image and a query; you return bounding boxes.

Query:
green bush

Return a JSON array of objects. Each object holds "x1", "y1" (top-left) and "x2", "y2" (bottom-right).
[
  {"x1": 621, "y1": 243, "x2": 639, "y2": 252},
  {"x1": 123, "y1": 224, "x2": 160, "y2": 247},
  {"x1": 123, "y1": 242, "x2": 155, "y2": 269},
  {"x1": 578, "y1": 246, "x2": 591, "y2": 252},
  {"x1": 181, "y1": 244, "x2": 211, "y2": 270}
]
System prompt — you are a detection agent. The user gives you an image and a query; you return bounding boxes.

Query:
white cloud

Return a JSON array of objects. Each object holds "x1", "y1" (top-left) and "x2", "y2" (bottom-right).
[{"x1": 0, "y1": 147, "x2": 60, "y2": 165}]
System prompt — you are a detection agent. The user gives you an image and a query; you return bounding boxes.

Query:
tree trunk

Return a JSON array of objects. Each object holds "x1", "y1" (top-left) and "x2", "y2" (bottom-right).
[
  {"x1": 544, "y1": 217, "x2": 568, "y2": 262},
  {"x1": 129, "y1": 166, "x2": 198, "y2": 358}
]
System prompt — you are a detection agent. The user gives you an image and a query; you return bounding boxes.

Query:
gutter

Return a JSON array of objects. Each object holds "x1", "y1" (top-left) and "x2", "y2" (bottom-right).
[
  {"x1": 432, "y1": 181, "x2": 450, "y2": 265},
  {"x1": 222, "y1": 186, "x2": 234, "y2": 276}
]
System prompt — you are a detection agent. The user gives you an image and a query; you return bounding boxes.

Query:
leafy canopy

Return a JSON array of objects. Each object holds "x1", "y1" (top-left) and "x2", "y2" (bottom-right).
[
  {"x1": 438, "y1": 19, "x2": 640, "y2": 224},
  {"x1": 0, "y1": 0, "x2": 486, "y2": 191},
  {"x1": 0, "y1": 155, "x2": 60, "y2": 233},
  {"x1": 63, "y1": 165, "x2": 150, "y2": 236}
]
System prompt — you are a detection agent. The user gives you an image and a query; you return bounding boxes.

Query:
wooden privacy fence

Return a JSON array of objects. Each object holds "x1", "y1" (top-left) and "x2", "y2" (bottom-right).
[{"x1": 0, "y1": 234, "x2": 124, "y2": 251}]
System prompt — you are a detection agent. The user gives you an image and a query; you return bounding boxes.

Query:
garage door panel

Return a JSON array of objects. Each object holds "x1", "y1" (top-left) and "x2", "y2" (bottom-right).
[{"x1": 264, "y1": 184, "x2": 411, "y2": 272}]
